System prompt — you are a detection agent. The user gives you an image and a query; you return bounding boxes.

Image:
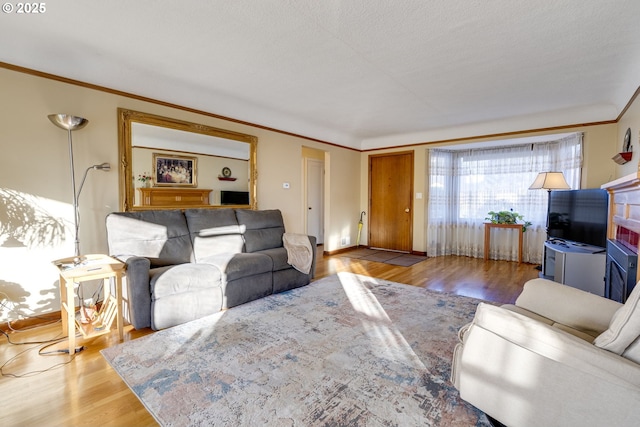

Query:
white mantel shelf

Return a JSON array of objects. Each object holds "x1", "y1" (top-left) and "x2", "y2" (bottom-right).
[{"x1": 601, "y1": 172, "x2": 640, "y2": 192}]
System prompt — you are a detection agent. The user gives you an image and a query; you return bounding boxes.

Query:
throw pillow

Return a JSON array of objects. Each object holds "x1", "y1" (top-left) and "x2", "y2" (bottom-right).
[
  {"x1": 594, "y1": 284, "x2": 640, "y2": 354},
  {"x1": 622, "y1": 335, "x2": 640, "y2": 364}
]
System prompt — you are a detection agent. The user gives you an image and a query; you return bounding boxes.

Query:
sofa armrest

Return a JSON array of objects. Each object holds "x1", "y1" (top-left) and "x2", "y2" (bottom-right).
[
  {"x1": 515, "y1": 278, "x2": 622, "y2": 334},
  {"x1": 473, "y1": 303, "x2": 640, "y2": 386},
  {"x1": 115, "y1": 255, "x2": 152, "y2": 330},
  {"x1": 454, "y1": 303, "x2": 640, "y2": 427},
  {"x1": 308, "y1": 235, "x2": 317, "y2": 278}
]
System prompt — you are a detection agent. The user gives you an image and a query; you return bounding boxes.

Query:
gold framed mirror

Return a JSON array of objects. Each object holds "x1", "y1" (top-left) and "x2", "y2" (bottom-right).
[{"x1": 117, "y1": 108, "x2": 257, "y2": 211}]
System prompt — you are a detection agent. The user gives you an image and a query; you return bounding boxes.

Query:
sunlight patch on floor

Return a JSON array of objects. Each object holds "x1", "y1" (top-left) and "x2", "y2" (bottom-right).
[{"x1": 337, "y1": 272, "x2": 425, "y2": 367}]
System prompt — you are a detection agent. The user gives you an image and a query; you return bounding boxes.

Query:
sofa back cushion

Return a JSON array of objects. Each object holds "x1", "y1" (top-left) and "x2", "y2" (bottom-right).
[
  {"x1": 106, "y1": 210, "x2": 192, "y2": 266},
  {"x1": 235, "y1": 209, "x2": 285, "y2": 253},
  {"x1": 184, "y1": 208, "x2": 244, "y2": 262},
  {"x1": 594, "y1": 282, "x2": 640, "y2": 355}
]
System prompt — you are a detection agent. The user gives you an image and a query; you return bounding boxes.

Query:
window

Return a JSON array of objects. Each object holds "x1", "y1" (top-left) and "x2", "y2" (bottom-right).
[{"x1": 427, "y1": 134, "x2": 582, "y2": 263}]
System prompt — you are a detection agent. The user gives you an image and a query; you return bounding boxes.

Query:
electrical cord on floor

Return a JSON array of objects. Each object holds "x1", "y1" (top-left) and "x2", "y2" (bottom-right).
[
  {"x1": 38, "y1": 342, "x2": 86, "y2": 355},
  {"x1": 0, "y1": 326, "x2": 65, "y2": 346},
  {"x1": 0, "y1": 329, "x2": 84, "y2": 378},
  {"x1": 0, "y1": 291, "x2": 90, "y2": 377},
  {"x1": 0, "y1": 344, "x2": 80, "y2": 378}
]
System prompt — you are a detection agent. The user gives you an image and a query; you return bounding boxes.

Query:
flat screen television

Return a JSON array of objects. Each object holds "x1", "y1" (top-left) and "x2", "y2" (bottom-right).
[
  {"x1": 220, "y1": 190, "x2": 249, "y2": 205},
  {"x1": 547, "y1": 188, "x2": 608, "y2": 248}
]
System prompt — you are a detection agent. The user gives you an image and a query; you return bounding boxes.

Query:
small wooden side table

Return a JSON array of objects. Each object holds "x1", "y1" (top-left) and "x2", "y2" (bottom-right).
[
  {"x1": 52, "y1": 254, "x2": 125, "y2": 355},
  {"x1": 484, "y1": 223, "x2": 524, "y2": 263}
]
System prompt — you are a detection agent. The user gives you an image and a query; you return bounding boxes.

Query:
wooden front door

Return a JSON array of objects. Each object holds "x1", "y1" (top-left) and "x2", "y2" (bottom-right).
[{"x1": 368, "y1": 151, "x2": 414, "y2": 252}]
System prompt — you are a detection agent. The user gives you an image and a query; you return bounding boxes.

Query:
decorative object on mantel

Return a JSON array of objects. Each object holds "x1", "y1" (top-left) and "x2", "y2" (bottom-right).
[
  {"x1": 612, "y1": 128, "x2": 633, "y2": 165},
  {"x1": 485, "y1": 209, "x2": 532, "y2": 232},
  {"x1": 218, "y1": 166, "x2": 237, "y2": 181},
  {"x1": 137, "y1": 172, "x2": 152, "y2": 188}
]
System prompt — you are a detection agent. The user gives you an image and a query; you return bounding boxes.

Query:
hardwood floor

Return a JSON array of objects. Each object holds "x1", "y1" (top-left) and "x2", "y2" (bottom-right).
[
  {"x1": 0, "y1": 249, "x2": 539, "y2": 426},
  {"x1": 319, "y1": 248, "x2": 539, "y2": 304}
]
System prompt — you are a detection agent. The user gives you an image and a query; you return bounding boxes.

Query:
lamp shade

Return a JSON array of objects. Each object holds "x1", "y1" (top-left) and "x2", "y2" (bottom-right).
[
  {"x1": 48, "y1": 114, "x2": 89, "y2": 131},
  {"x1": 528, "y1": 172, "x2": 571, "y2": 190}
]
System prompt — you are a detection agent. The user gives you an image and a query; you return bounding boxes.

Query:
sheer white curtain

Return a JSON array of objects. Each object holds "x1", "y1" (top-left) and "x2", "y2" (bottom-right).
[{"x1": 427, "y1": 134, "x2": 582, "y2": 263}]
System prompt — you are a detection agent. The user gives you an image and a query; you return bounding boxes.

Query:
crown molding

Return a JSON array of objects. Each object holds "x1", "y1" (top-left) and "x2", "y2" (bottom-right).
[
  {"x1": 1, "y1": 61, "x2": 636, "y2": 154},
  {"x1": 0, "y1": 61, "x2": 358, "y2": 152}
]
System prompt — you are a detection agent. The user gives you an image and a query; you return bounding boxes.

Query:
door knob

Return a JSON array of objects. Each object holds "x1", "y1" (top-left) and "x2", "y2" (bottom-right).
[{"x1": 405, "y1": 208, "x2": 410, "y2": 213}]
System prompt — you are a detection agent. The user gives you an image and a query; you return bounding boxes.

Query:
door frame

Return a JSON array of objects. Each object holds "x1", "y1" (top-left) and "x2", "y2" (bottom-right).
[
  {"x1": 368, "y1": 151, "x2": 414, "y2": 252},
  {"x1": 304, "y1": 157, "x2": 324, "y2": 244}
]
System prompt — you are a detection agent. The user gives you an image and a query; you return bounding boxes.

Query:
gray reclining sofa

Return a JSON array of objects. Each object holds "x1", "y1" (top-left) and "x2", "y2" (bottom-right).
[{"x1": 106, "y1": 208, "x2": 316, "y2": 330}]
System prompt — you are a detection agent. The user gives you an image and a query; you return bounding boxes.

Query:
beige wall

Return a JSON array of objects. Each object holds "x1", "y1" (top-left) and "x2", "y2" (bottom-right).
[
  {"x1": 616, "y1": 94, "x2": 640, "y2": 178},
  {"x1": 360, "y1": 122, "x2": 620, "y2": 253},
  {"x1": 0, "y1": 67, "x2": 360, "y2": 320},
  {"x1": 2, "y1": 63, "x2": 638, "y2": 319}
]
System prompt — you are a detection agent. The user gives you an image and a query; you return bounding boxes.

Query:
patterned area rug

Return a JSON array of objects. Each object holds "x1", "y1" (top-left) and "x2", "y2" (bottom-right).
[{"x1": 102, "y1": 273, "x2": 490, "y2": 426}]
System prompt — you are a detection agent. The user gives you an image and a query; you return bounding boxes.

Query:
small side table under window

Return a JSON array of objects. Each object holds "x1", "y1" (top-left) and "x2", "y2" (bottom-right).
[
  {"x1": 52, "y1": 254, "x2": 125, "y2": 355},
  {"x1": 484, "y1": 223, "x2": 524, "y2": 263}
]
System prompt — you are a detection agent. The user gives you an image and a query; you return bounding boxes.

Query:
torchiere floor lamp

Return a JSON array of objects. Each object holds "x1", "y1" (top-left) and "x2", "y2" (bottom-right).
[{"x1": 48, "y1": 114, "x2": 110, "y2": 262}]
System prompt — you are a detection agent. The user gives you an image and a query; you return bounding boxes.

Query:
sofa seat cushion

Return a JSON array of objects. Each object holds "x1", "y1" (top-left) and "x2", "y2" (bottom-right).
[
  {"x1": 200, "y1": 252, "x2": 272, "y2": 282},
  {"x1": 502, "y1": 304, "x2": 554, "y2": 325},
  {"x1": 257, "y1": 247, "x2": 291, "y2": 272},
  {"x1": 150, "y1": 263, "x2": 222, "y2": 300},
  {"x1": 149, "y1": 263, "x2": 223, "y2": 330},
  {"x1": 514, "y1": 278, "x2": 620, "y2": 335},
  {"x1": 502, "y1": 304, "x2": 599, "y2": 342}
]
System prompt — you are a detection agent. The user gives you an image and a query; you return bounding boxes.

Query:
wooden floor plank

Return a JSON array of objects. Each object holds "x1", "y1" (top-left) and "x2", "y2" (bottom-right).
[{"x1": 0, "y1": 248, "x2": 539, "y2": 426}]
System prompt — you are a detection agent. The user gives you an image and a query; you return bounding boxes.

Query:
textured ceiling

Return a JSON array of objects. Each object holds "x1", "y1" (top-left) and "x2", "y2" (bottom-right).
[{"x1": 2, "y1": 0, "x2": 640, "y2": 150}]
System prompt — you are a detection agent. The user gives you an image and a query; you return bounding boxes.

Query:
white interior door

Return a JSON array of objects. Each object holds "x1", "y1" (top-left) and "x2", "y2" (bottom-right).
[{"x1": 306, "y1": 158, "x2": 324, "y2": 244}]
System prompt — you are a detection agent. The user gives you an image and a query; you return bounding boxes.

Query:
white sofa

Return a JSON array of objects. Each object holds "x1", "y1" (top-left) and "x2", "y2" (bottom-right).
[{"x1": 451, "y1": 278, "x2": 640, "y2": 427}]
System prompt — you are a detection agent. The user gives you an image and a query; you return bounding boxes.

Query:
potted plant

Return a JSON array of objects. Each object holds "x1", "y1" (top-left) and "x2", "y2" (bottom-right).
[{"x1": 485, "y1": 209, "x2": 532, "y2": 232}]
